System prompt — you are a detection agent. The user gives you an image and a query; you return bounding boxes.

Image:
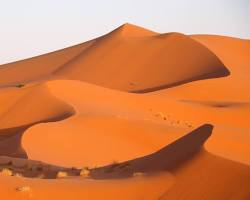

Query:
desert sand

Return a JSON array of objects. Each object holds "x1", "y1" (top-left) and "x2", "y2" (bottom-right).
[{"x1": 0, "y1": 23, "x2": 249, "y2": 200}]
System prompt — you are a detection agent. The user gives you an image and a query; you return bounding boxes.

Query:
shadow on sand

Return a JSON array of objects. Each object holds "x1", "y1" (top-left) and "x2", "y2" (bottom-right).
[
  {"x1": 90, "y1": 124, "x2": 213, "y2": 179},
  {"x1": 132, "y1": 68, "x2": 230, "y2": 93},
  {"x1": 0, "y1": 111, "x2": 74, "y2": 159}
]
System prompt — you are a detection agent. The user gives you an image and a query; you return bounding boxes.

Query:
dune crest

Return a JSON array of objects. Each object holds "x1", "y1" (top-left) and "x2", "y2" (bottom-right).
[
  {"x1": 109, "y1": 23, "x2": 157, "y2": 38},
  {"x1": 0, "y1": 84, "x2": 75, "y2": 158},
  {"x1": 90, "y1": 124, "x2": 213, "y2": 179},
  {"x1": 0, "y1": 41, "x2": 95, "y2": 86}
]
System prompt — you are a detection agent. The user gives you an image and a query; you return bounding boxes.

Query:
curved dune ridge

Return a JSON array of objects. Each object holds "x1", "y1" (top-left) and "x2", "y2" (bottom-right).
[
  {"x1": 109, "y1": 23, "x2": 157, "y2": 37},
  {"x1": 0, "y1": 41, "x2": 95, "y2": 87},
  {"x1": 22, "y1": 80, "x2": 193, "y2": 168},
  {"x1": 0, "y1": 23, "x2": 250, "y2": 200},
  {"x1": 54, "y1": 23, "x2": 229, "y2": 92},
  {"x1": 0, "y1": 84, "x2": 75, "y2": 158},
  {"x1": 0, "y1": 23, "x2": 229, "y2": 92}
]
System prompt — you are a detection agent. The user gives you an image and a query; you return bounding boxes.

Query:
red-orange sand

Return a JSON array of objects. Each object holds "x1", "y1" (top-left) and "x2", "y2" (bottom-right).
[{"x1": 0, "y1": 23, "x2": 249, "y2": 200}]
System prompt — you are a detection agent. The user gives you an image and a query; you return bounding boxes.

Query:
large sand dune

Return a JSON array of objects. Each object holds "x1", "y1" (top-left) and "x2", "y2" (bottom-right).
[
  {"x1": 54, "y1": 23, "x2": 229, "y2": 92},
  {"x1": 0, "y1": 23, "x2": 229, "y2": 92},
  {"x1": 0, "y1": 23, "x2": 249, "y2": 200}
]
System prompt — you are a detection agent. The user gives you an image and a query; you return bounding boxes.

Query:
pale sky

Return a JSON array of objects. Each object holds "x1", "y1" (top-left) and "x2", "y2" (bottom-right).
[{"x1": 0, "y1": 0, "x2": 249, "y2": 64}]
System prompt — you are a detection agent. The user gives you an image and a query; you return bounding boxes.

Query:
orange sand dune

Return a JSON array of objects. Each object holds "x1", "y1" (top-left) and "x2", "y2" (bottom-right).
[
  {"x1": 0, "y1": 23, "x2": 249, "y2": 200},
  {"x1": 147, "y1": 34, "x2": 250, "y2": 165},
  {"x1": 54, "y1": 23, "x2": 229, "y2": 92},
  {"x1": 0, "y1": 23, "x2": 229, "y2": 92},
  {"x1": 0, "y1": 84, "x2": 74, "y2": 158},
  {"x1": 0, "y1": 84, "x2": 74, "y2": 129},
  {"x1": 2, "y1": 123, "x2": 250, "y2": 200},
  {"x1": 0, "y1": 41, "x2": 94, "y2": 86},
  {"x1": 23, "y1": 80, "x2": 191, "y2": 167}
]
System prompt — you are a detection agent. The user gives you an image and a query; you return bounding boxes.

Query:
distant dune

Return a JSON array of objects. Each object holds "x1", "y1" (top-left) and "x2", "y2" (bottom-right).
[{"x1": 0, "y1": 23, "x2": 250, "y2": 200}]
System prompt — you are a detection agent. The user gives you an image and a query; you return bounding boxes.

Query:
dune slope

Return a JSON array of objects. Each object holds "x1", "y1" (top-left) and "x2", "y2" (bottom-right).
[
  {"x1": 54, "y1": 23, "x2": 229, "y2": 92},
  {"x1": 0, "y1": 23, "x2": 229, "y2": 93},
  {"x1": 0, "y1": 41, "x2": 94, "y2": 86},
  {"x1": 0, "y1": 84, "x2": 74, "y2": 158}
]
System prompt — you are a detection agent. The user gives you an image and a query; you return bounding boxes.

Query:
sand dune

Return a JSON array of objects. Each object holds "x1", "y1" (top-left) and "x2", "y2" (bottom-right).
[
  {"x1": 0, "y1": 23, "x2": 249, "y2": 200},
  {"x1": 0, "y1": 23, "x2": 229, "y2": 92},
  {"x1": 54, "y1": 23, "x2": 229, "y2": 92},
  {"x1": 0, "y1": 41, "x2": 94, "y2": 86},
  {"x1": 0, "y1": 84, "x2": 74, "y2": 129},
  {"x1": 90, "y1": 124, "x2": 213, "y2": 179},
  {"x1": 2, "y1": 123, "x2": 250, "y2": 200},
  {"x1": 148, "y1": 34, "x2": 250, "y2": 165},
  {"x1": 161, "y1": 150, "x2": 250, "y2": 200},
  {"x1": 0, "y1": 84, "x2": 74, "y2": 158},
  {"x1": 22, "y1": 80, "x2": 191, "y2": 167}
]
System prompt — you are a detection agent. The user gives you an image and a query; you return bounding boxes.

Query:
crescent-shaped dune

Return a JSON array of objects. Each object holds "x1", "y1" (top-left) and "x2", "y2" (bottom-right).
[{"x1": 0, "y1": 84, "x2": 74, "y2": 158}]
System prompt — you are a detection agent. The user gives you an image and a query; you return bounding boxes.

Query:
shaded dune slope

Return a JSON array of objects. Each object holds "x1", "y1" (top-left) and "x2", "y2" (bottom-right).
[
  {"x1": 191, "y1": 35, "x2": 250, "y2": 81},
  {"x1": 0, "y1": 84, "x2": 75, "y2": 158},
  {"x1": 90, "y1": 124, "x2": 213, "y2": 179},
  {"x1": 89, "y1": 124, "x2": 250, "y2": 199},
  {"x1": 148, "y1": 34, "x2": 250, "y2": 101}
]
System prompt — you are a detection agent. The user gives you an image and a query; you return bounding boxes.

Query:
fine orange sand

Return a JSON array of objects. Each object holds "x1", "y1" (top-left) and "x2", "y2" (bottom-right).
[{"x1": 0, "y1": 23, "x2": 249, "y2": 200}]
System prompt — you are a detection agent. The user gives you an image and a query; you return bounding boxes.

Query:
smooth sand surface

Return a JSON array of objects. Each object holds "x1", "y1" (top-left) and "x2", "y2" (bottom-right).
[
  {"x1": 0, "y1": 24, "x2": 249, "y2": 200},
  {"x1": 54, "y1": 24, "x2": 229, "y2": 92}
]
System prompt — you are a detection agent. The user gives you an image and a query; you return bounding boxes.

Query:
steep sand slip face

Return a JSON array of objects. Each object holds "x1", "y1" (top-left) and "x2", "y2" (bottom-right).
[
  {"x1": 159, "y1": 31, "x2": 250, "y2": 100},
  {"x1": 0, "y1": 40, "x2": 94, "y2": 86},
  {"x1": 54, "y1": 23, "x2": 229, "y2": 92},
  {"x1": 191, "y1": 35, "x2": 250, "y2": 74},
  {"x1": 0, "y1": 84, "x2": 74, "y2": 129},
  {"x1": 148, "y1": 35, "x2": 250, "y2": 101},
  {"x1": 89, "y1": 124, "x2": 213, "y2": 179},
  {"x1": 0, "y1": 84, "x2": 74, "y2": 158}
]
